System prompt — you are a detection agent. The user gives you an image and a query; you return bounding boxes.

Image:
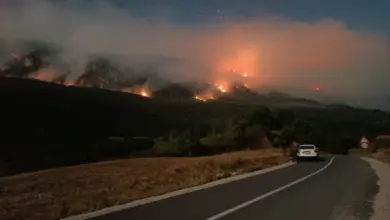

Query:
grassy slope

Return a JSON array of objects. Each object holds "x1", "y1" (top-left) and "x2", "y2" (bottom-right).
[{"x1": 0, "y1": 148, "x2": 289, "y2": 220}]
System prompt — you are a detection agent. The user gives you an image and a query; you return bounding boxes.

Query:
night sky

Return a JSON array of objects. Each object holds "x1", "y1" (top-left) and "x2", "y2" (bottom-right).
[{"x1": 104, "y1": 0, "x2": 390, "y2": 33}]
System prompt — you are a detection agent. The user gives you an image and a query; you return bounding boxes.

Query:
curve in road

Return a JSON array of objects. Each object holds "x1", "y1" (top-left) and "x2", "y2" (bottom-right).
[
  {"x1": 69, "y1": 155, "x2": 378, "y2": 220},
  {"x1": 206, "y1": 156, "x2": 335, "y2": 220}
]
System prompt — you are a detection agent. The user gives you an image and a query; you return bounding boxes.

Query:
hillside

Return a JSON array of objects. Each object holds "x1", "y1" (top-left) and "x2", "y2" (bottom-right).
[
  {"x1": 0, "y1": 77, "x2": 264, "y2": 176},
  {"x1": 1, "y1": 77, "x2": 390, "y2": 177}
]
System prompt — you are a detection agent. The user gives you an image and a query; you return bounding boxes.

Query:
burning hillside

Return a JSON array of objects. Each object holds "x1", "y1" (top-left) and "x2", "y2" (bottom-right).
[
  {"x1": 0, "y1": 48, "x2": 258, "y2": 102},
  {"x1": 0, "y1": 42, "x2": 324, "y2": 108}
]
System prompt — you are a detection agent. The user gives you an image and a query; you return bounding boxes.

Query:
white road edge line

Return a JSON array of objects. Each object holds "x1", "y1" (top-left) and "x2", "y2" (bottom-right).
[
  {"x1": 205, "y1": 156, "x2": 336, "y2": 220},
  {"x1": 62, "y1": 160, "x2": 295, "y2": 220}
]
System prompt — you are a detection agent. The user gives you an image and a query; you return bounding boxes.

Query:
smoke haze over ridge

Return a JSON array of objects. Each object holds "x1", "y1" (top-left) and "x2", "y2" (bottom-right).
[{"x1": 1, "y1": 0, "x2": 390, "y2": 109}]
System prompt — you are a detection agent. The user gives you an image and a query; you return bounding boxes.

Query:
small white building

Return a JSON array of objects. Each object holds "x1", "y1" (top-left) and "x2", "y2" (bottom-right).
[{"x1": 360, "y1": 136, "x2": 369, "y2": 149}]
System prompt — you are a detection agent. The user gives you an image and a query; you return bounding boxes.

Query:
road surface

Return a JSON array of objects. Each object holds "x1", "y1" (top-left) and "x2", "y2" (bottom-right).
[{"x1": 90, "y1": 156, "x2": 378, "y2": 220}]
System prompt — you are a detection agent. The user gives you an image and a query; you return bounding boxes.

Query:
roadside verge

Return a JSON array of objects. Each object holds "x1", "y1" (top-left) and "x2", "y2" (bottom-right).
[
  {"x1": 0, "y1": 148, "x2": 292, "y2": 220},
  {"x1": 361, "y1": 157, "x2": 390, "y2": 220}
]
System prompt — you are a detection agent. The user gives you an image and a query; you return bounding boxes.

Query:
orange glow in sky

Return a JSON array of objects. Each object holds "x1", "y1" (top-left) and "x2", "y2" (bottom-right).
[
  {"x1": 216, "y1": 49, "x2": 259, "y2": 78},
  {"x1": 313, "y1": 86, "x2": 322, "y2": 91}
]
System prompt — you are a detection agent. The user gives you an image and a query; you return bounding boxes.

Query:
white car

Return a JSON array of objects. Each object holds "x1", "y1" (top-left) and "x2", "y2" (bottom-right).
[{"x1": 295, "y1": 144, "x2": 319, "y2": 161}]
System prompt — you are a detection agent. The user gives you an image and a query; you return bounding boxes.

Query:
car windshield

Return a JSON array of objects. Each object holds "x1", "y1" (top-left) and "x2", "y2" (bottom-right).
[{"x1": 299, "y1": 145, "x2": 315, "y2": 150}]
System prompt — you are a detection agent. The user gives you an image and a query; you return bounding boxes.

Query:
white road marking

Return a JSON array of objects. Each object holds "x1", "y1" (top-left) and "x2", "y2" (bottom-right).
[
  {"x1": 62, "y1": 160, "x2": 295, "y2": 220},
  {"x1": 206, "y1": 156, "x2": 336, "y2": 220}
]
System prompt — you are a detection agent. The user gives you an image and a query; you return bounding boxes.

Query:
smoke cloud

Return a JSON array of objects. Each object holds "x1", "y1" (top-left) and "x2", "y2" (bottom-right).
[{"x1": 1, "y1": 0, "x2": 390, "y2": 108}]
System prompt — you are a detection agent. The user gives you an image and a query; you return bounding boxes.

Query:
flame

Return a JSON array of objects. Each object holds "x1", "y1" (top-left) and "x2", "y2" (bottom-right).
[
  {"x1": 194, "y1": 95, "x2": 207, "y2": 102},
  {"x1": 140, "y1": 90, "x2": 150, "y2": 97},
  {"x1": 215, "y1": 82, "x2": 230, "y2": 93},
  {"x1": 218, "y1": 85, "x2": 227, "y2": 93},
  {"x1": 5, "y1": 51, "x2": 259, "y2": 101},
  {"x1": 31, "y1": 69, "x2": 55, "y2": 82},
  {"x1": 121, "y1": 87, "x2": 151, "y2": 98},
  {"x1": 194, "y1": 92, "x2": 215, "y2": 102}
]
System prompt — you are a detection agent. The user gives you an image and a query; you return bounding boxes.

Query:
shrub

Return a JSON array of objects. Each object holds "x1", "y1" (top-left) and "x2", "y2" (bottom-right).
[
  {"x1": 153, "y1": 132, "x2": 193, "y2": 156},
  {"x1": 200, "y1": 132, "x2": 241, "y2": 153}
]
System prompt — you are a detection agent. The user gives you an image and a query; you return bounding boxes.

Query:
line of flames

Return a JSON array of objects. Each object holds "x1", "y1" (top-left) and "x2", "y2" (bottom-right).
[{"x1": 20, "y1": 67, "x2": 253, "y2": 101}]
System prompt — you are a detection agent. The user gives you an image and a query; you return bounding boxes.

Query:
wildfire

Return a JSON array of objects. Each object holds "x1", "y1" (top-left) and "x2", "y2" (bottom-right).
[
  {"x1": 121, "y1": 87, "x2": 151, "y2": 98},
  {"x1": 215, "y1": 82, "x2": 229, "y2": 93},
  {"x1": 194, "y1": 95, "x2": 207, "y2": 102},
  {"x1": 218, "y1": 85, "x2": 227, "y2": 93},
  {"x1": 194, "y1": 81, "x2": 231, "y2": 101},
  {"x1": 31, "y1": 69, "x2": 55, "y2": 82},
  {"x1": 4, "y1": 50, "x2": 259, "y2": 102},
  {"x1": 140, "y1": 90, "x2": 149, "y2": 97},
  {"x1": 194, "y1": 92, "x2": 215, "y2": 102},
  {"x1": 139, "y1": 89, "x2": 151, "y2": 97}
]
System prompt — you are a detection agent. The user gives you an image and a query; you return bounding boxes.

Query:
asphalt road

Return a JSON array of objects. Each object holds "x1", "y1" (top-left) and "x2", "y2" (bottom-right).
[{"x1": 91, "y1": 155, "x2": 378, "y2": 220}]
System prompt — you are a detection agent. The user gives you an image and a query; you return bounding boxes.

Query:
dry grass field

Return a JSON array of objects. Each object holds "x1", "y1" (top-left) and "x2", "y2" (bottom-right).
[{"x1": 0, "y1": 148, "x2": 289, "y2": 220}]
